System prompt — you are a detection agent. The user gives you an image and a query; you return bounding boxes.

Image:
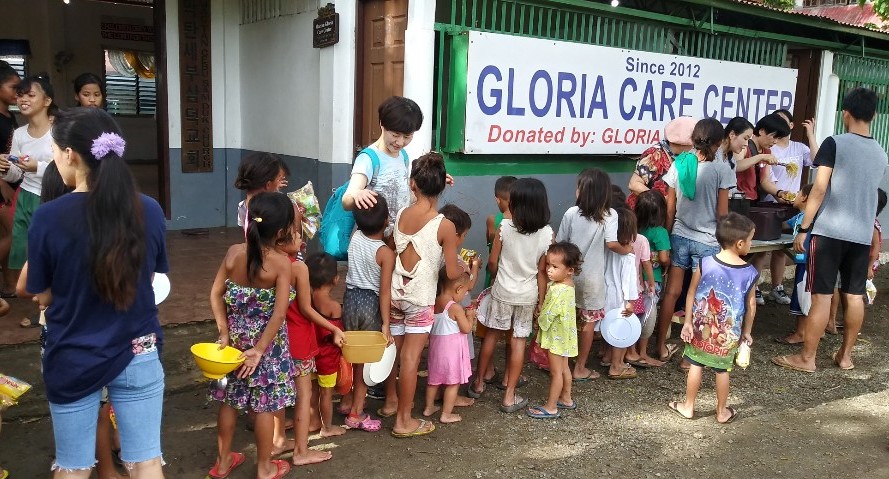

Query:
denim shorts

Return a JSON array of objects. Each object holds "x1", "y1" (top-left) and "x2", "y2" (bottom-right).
[
  {"x1": 49, "y1": 349, "x2": 165, "y2": 471},
  {"x1": 670, "y1": 234, "x2": 720, "y2": 271}
]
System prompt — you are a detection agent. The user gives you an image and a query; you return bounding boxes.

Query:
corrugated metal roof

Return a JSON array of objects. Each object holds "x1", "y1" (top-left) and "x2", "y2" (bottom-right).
[{"x1": 731, "y1": 0, "x2": 888, "y2": 32}]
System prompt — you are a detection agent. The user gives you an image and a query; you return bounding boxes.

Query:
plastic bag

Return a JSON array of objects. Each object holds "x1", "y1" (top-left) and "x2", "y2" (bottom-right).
[
  {"x1": 796, "y1": 272, "x2": 811, "y2": 316},
  {"x1": 866, "y1": 279, "x2": 877, "y2": 305},
  {"x1": 287, "y1": 182, "x2": 321, "y2": 239},
  {"x1": 0, "y1": 373, "x2": 32, "y2": 407}
]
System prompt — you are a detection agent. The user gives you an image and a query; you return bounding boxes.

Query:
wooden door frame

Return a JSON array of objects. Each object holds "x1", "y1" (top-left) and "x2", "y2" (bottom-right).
[
  {"x1": 154, "y1": 0, "x2": 171, "y2": 217},
  {"x1": 353, "y1": 0, "x2": 367, "y2": 156}
]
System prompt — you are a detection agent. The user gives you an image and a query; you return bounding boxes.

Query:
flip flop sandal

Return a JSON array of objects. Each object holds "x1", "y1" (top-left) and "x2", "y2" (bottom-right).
[
  {"x1": 269, "y1": 459, "x2": 291, "y2": 478},
  {"x1": 608, "y1": 365, "x2": 637, "y2": 380},
  {"x1": 0, "y1": 289, "x2": 16, "y2": 299},
  {"x1": 345, "y1": 413, "x2": 382, "y2": 432},
  {"x1": 774, "y1": 336, "x2": 803, "y2": 345},
  {"x1": 466, "y1": 384, "x2": 485, "y2": 399},
  {"x1": 556, "y1": 400, "x2": 577, "y2": 410},
  {"x1": 717, "y1": 407, "x2": 740, "y2": 424},
  {"x1": 498, "y1": 396, "x2": 529, "y2": 413},
  {"x1": 376, "y1": 407, "x2": 396, "y2": 418},
  {"x1": 668, "y1": 401, "x2": 693, "y2": 420},
  {"x1": 495, "y1": 375, "x2": 529, "y2": 390},
  {"x1": 19, "y1": 315, "x2": 40, "y2": 329},
  {"x1": 833, "y1": 352, "x2": 855, "y2": 370},
  {"x1": 527, "y1": 406, "x2": 561, "y2": 419},
  {"x1": 771, "y1": 355, "x2": 815, "y2": 373},
  {"x1": 391, "y1": 419, "x2": 435, "y2": 438},
  {"x1": 658, "y1": 343, "x2": 680, "y2": 362},
  {"x1": 572, "y1": 371, "x2": 599, "y2": 383},
  {"x1": 628, "y1": 359, "x2": 656, "y2": 368},
  {"x1": 208, "y1": 451, "x2": 246, "y2": 479}
]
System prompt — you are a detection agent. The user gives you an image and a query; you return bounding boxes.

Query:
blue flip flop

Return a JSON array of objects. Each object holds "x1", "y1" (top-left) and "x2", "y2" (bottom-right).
[
  {"x1": 556, "y1": 400, "x2": 577, "y2": 410},
  {"x1": 527, "y1": 406, "x2": 561, "y2": 419}
]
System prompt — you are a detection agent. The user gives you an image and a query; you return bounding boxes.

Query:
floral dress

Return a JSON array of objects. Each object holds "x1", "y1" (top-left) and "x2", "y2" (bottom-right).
[
  {"x1": 536, "y1": 282, "x2": 578, "y2": 357},
  {"x1": 208, "y1": 280, "x2": 297, "y2": 413},
  {"x1": 627, "y1": 141, "x2": 674, "y2": 210}
]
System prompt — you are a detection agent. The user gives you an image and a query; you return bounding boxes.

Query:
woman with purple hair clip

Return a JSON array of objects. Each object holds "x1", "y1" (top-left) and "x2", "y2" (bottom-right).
[{"x1": 21, "y1": 107, "x2": 169, "y2": 478}]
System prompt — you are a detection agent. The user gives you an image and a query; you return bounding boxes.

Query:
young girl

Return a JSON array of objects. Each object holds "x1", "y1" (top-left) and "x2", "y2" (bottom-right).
[
  {"x1": 670, "y1": 213, "x2": 758, "y2": 424},
  {"x1": 423, "y1": 266, "x2": 475, "y2": 423},
  {"x1": 778, "y1": 184, "x2": 814, "y2": 346},
  {"x1": 341, "y1": 197, "x2": 393, "y2": 429},
  {"x1": 554, "y1": 169, "x2": 631, "y2": 382},
  {"x1": 656, "y1": 119, "x2": 736, "y2": 363},
  {"x1": 389, "y1": 152, "x2": 464, "y2": 438},
  {"x1": 527, "y1": 242, "x2": 582, "y2": 419},
  {"x1": 1, "y1": 74, "x2": 56, "y2": 329},
  {"x1": 233, "y1": 152, "x2": 290, "y2": 234},
  {"x1": 627, "y1": 190, "x2": 671, "y2": 368},
  {"x1": 73, "y1": 72, "x2": 105, "y2": 108},
  {"x1": 306, "y1": 252, "x2": 347, "y2": 438},
  {"x1": 208, "y1": 192, "x2": 296, "y2": 479},
  {"x1": 603, "y1": 208, "x2": 641, "y2": 380},
  {"x1": 624, "y1": 207, "x2": 657, "y2": 368},
  {"x1": 279, "y1": 224, "x2": 344, "y2": 465},
  {"x1": 472, "y1": 178, "x2": 552, "y2": 413}
]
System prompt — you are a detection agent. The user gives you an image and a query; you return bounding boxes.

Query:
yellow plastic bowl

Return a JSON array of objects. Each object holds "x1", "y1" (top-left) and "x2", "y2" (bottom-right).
[
  {"x1": 190, "y1": 343, "x2": 245, "y2": 379},
  {"x1": 342, "y1": 331, "x2": 387, "y2": 364}
]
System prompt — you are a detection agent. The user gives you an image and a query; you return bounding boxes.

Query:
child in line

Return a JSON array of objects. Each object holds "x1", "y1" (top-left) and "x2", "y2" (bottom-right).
[
  {"x1": 389, "y1": 152, "x2": 465, "y2": 438},
  {"x1": 73, "y1": 72, "x2": 105, "y2": 108},
  {"x1": 657, "y1": 119, "x2": 735, "y2": 362},
  {"x1": 555, "y1": 169, "x2": 631, "y2": 382},
  {"x1": 208, "y1": 192, "x2": 297, "y2": 479},
  {"x1": 669, "y1": 213, "x2": 759, "y2": 424},
  {"x1": 630, "y1": 190, "x2": 670, "y2": 367},
  {"x1": 423, "y1": 265, "x2": 476, "y2": 423},
  {"x1": 527, "y1": 242, "x2": 582, "y2": 419},
  {"x1": 234, "y1": 152, "x2": 290, "y2": 235},
  {"x1": 307, "y1": 253, "x2": 347, "y2": 438},
  {"x1": 341, "y1": 197, "x2": 393, "y2": 429},
  {"x1": 0, "y1": 61, "x2": 20, "y2": 299},
  {"x1": 624, "y1": 206, "x2": 657, "y2": 368},
  {"x1": 473, "y1": 178, "x2": 553, "y2": 413},
  {"x1": 603, "y1": 207, "x2": 641, "y2": 380},
  {"x1": 480, "y1": 176, "x2": 529, "y2": 385},
  {"x1": 281, "y1": 224, "x2": 344, "y2": 465},
  {"x1": 777, "y1": 183, "x2": 814, "y2": 346},
  {"x1": 440, "y1": 204, "x2": 480, "y2": 291}
]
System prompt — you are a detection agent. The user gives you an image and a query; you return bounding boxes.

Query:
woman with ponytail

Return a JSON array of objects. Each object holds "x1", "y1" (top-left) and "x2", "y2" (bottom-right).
[{"x1": 24, "y1": 107, "x2": 168, "y2": 478}]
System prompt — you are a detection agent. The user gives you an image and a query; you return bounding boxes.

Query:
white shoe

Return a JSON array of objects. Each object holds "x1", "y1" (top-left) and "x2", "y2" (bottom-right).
[
  {"x1": 755, "y1": 288, "x2": 765, "y2": 305},
  {"x1": 770, "y1": 285, "x2": 791, "y2": 305}
]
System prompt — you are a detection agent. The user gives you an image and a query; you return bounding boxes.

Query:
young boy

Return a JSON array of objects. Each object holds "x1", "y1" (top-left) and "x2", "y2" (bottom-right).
[
  {"x1": 306, "y1": 252, "x2": 347, "y2": 438},
  {"x1": 776, "y1": 183, "x2": 813, "y2": 345},
  {"x1": 669, "y1": 213, "x2": 759, "y2": 424},
  {"x1": 342, "y1": 196, "x2": 394, "y2": 428}
]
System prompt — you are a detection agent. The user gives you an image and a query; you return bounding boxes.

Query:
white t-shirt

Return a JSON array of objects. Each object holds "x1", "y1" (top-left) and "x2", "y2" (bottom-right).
[
  {"x1": 763, "y1": 141, "x2": 812, "y2": 202},
  {"x1": 6, "y1": 126, "x2": 52, "y2": 196},
  {"x1": 604, "y1": 250, "x2": 638, "y2": 312},
  {"x1": 491, "y1": 219, "x2": 553, "y2": 306},
  {"x1": 555, "y1": 206, "x2": 618, "y2": 310},
  {"x1": 351, "y1": 144, "x2": 411, "y2": 234}
]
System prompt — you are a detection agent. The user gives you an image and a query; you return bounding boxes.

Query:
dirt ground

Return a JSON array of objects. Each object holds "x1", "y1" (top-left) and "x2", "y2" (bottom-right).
[{"x1": 3, "y1": 272, "x2": 889, "y2": 478}]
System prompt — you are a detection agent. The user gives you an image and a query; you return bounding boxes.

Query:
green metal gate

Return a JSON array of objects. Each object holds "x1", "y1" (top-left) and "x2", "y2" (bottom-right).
[{"x1": 833, "y1": 54, "x2": 889, "y2": 150}]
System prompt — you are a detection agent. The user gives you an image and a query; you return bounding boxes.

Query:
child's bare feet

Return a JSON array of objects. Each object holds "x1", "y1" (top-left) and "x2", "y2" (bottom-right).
[
  {"x1": 320, "y1": 425, "x2": 347, "y2": 438},
  {"x1": 0, "y1": 299, "x2": 10, "y2": 316},
  {"x1": 636, "y1": 354, "x2": 665, "y2": 367},
  {"x1": 439, "y1": 412, "x2": 462, "y2": 423},
  {"x1": 270, "y1": 438, "x2": 295, "y2": 457},
  {"x1": 422, "y1": 405, "x2": 441, "y2": 417},
  {"x1": 454, "y1": 395, "x2": 474, "y2": 407},
  {"x1": 293, "y1": 449, "x2": 332, "y2": 466}
]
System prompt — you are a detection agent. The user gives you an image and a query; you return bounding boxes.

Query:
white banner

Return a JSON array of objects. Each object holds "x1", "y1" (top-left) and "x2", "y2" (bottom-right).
[{"x1": 464, "y1": 31, "x2": 798, "y2": 155}]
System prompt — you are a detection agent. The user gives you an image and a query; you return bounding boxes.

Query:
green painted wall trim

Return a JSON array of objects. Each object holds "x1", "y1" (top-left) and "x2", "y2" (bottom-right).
[
  {"x1": 444, "y1": 33, "x2": 469, "y2": 153},
  {"x1": 443, "y1": 152, "x2": 637, "y2": 176}
]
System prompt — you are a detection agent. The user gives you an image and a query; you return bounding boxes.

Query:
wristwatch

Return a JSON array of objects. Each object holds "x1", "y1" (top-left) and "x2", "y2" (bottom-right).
[{"x1": 798, "y1": 224, "x2": 812, "y2": 233}]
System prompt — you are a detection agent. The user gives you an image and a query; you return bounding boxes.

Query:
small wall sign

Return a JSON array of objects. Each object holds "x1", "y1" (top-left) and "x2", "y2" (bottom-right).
[{"x1": 313, "y1": 3, "x2": 339, "y2": 49}]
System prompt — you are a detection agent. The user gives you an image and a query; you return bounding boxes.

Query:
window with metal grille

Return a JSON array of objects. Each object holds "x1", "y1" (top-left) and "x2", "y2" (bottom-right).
[{"x1": 104, "y1": 49, "x2": 156, "y2": 116}]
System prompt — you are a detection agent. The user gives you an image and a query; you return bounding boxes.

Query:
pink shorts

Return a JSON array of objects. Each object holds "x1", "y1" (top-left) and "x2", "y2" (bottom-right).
[
  {"x1": 577, "y1": 308, "x2": 605, "y2": 324},
  {"x1": 390, "y1": 299, "x2": 434, "y2": 335}
]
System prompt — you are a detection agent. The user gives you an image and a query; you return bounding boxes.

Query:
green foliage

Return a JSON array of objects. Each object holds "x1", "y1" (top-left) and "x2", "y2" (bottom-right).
[
  {"x1": 762, "y1": 0, "x2": 795, "y2": 10},
  {"x1": 870, "y1": 0, "x2": 889, "y2": 22}
]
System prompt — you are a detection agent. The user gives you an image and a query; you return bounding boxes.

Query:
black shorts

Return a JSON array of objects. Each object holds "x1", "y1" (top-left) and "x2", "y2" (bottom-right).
[
  {"x1": 342, "y1": 287, "x2": 383, "y2": 332},
  {"x1": 807, "y1": 235, "x2": 870, "y2": 295}
]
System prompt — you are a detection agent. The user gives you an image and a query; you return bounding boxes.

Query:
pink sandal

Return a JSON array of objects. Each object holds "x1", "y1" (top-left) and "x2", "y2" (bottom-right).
[{"x1": 345, "y1": 413, "x2": 382, "y2": 432}]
